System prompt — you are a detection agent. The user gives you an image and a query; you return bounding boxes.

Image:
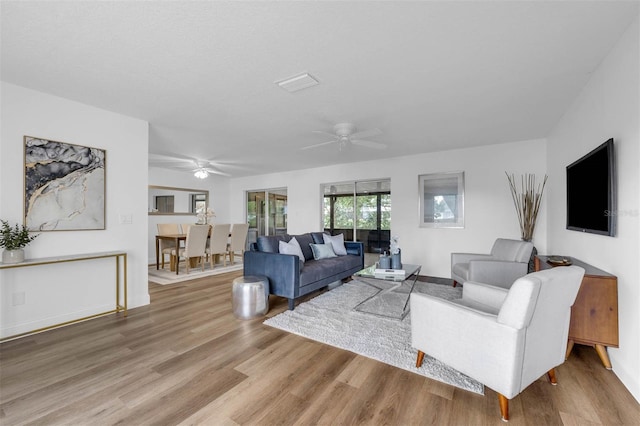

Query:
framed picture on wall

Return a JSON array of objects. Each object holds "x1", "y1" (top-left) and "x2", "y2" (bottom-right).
[
  {"x1": 418, "y1": 171, "x2": 464, "y2": 228},
  {"x1": 24, "y1": 136, "x2": 106, "y2": 231}
]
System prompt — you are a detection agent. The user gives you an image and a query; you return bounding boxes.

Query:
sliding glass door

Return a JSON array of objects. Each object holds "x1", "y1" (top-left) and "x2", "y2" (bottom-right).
[
  {"x1": 322, "y1": 179, "x2": 391, "y2": 253},
  {"x1": 247, "y1": 188, "x2": 287, "y2": 245}
]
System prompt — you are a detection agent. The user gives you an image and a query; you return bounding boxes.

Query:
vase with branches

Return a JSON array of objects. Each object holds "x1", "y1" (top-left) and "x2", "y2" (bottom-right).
[{"x1": 506, "y1": 173, "x2": 548, "y2": 242}]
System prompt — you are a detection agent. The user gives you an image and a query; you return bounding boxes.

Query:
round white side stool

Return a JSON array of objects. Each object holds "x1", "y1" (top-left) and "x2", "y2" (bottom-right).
[{"x1": 232, "y1": 275, "x2": 269, "y2": 319}]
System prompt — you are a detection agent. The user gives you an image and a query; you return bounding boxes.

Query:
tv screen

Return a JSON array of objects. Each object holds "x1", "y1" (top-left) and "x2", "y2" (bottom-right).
[{"x1": 566, "y1": 138, "x2": 616, "y2": 236}]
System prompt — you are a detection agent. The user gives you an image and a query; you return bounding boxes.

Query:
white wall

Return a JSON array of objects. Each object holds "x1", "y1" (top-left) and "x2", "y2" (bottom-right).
[
  {"x1": 546, "y1": 17, "x2": 639, "y2": 401},
  {"x1": 0, "y1": 82, "x2": 150, "y2": 339},
  {"x1": 147, "y1": 167, "x2": 231, "y2": 263},
  {"x1": 230, "y1": 138, "x2": 547, "y2": 278}
]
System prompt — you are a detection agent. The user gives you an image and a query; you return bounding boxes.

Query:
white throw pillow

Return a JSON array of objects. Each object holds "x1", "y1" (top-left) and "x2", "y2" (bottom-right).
[
  {"x1": 279, "y1": 237, "x2": 305, "y2": 263},
  {"x1": 322, "y1": 233, "x2": 347, "y2": 256}
]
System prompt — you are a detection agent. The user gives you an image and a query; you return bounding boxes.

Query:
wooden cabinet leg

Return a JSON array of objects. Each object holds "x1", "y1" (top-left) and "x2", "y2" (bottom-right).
[
  {"x1": 595, "y1": 344, "x2": 613, "y2": 370},
  {"x1": 565, "y1": 339, "x2": 575, "y2": 360}
]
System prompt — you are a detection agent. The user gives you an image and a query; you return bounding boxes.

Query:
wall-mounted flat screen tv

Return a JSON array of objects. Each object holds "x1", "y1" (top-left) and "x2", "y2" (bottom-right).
[{"x1": 566, "y1": 138, "x2": 616, "y2": 236}]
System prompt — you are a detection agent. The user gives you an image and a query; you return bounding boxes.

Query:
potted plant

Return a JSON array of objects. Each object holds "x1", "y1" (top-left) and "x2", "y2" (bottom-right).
[{"x1": 0, "y1": 220, "x2": 38, "y2": 264}]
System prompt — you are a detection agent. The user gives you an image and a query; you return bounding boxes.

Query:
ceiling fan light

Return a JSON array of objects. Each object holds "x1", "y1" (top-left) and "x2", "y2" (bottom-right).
[{"x1": 194, "y1": 169, "x2": 209, "y2": 179}]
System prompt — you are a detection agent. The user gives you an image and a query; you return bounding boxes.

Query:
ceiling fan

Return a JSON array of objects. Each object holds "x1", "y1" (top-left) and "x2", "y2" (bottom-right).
[
  {"x1": 148, "y1": 153, "x2": 231, "y2": 178},
  {"x1": 302, "y1": 123, "x2": 387, "y2": 151}
]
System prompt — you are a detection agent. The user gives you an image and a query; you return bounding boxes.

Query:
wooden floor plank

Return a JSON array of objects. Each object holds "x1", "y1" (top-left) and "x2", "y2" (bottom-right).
[{"x1": 1, "y1": 271, "x2": 638, "y2": 425}]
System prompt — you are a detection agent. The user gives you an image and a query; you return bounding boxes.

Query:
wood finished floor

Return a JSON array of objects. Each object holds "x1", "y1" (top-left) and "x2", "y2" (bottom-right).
[{"x1": 1, "y1": 271, "x2": 639, "y2": 425}]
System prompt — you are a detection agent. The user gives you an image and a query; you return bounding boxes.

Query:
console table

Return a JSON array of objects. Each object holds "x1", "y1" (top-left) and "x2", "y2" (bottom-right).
[
  {"x1": 534, "y1": 255, "x2": 618, "y2": 369},
  {"x1": 0, "y1": 251, "x2": 127, "y2": 341}
]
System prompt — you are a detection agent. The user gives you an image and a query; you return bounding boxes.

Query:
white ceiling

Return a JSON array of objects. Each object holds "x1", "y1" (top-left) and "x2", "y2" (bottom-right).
[{"x1": 2, "y1": 1, "x2": 638, "y2": 177}]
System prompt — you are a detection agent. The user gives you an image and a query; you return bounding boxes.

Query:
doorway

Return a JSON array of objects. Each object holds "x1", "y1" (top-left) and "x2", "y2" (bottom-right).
[{"x1": 246, "y1": 188, "x2": 288, "y2": 245}]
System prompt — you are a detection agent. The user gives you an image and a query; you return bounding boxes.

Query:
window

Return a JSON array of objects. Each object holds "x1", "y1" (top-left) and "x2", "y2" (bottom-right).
[
  {"x1": 419, "y1": 172, "x2": 464, "y2": 228},
  {"x1": 155, "y1": 195, "x2": 174, "y2": 213},
  {"x1": 191, "y1": 193, "x2": 207, "y2": 214},
  {"x1": 322, "y1": 179, "x2": 391, "y2": 253}
]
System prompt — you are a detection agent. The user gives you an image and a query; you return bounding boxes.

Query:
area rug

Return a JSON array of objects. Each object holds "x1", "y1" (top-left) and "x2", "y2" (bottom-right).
[
  {"x1": 148, "y1": 261, "x2": 243, "y2": 285},
  {"x1": 264, "y1": 280, "x2": 483, "y2": 394}
]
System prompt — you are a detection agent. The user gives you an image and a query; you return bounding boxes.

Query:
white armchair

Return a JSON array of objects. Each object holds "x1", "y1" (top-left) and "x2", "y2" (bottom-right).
[
  {"x1": 411, "y1": 265, "x2": 585, "y2": 421},
  {"x1": 451, "y1": 238, "x2": 534, "y2": 288}
]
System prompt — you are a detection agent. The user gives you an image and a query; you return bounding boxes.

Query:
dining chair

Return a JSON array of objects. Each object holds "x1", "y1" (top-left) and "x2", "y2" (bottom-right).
[
  {"x1": 157, "y1": 223, "x2": 180, "y2": 269},
  {"x1": 227, "y1": 223, "x2": 249, "y2": 264},
  {"x1": 171, "y1": 224, "x2": 210, "y2": 274},
  {"x1": 206, "y1": 223, "x2": 231, "y2": 269}
]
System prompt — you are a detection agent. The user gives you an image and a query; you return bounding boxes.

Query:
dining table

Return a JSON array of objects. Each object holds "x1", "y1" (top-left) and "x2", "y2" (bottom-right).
[{"x1": 155, "y1": 228, "x2": 231, "y2": 274}]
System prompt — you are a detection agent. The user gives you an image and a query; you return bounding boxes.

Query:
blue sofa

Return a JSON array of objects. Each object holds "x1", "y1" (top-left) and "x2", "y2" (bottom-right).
[{"x1": 243, "y1": 232, "x2": 364, "y2": 310}]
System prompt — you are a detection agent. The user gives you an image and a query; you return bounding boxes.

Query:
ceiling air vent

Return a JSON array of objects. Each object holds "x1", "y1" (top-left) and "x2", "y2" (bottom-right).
[{"x1": 276, "y1": 73, "x2": 319, "y2": 93}]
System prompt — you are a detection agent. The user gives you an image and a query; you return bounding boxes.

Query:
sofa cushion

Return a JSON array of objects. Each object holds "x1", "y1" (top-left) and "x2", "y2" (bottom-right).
[
  {"x1": 299, "y1": 255, "x2": 363, "y2": 287},
  {"x1": 311, "y1": 231, "x2": 329, "y2": 244},
  {"x1": 290, "y1": 233, "x2": 315, "y2": 261},
  {"x1": 279, "y1": 237, "x2": 305, "y2": 263},
  {"x1": 323, "y1": 233, "x2": 347, "y2": 256},
  {"x1": 256, "y1": 235, "x2": 289, "y2": 253}
]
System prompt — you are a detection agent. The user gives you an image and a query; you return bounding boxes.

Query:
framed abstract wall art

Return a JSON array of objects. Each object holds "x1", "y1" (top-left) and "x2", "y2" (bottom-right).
[
  {"x1": 24, "y1": 136, "x2": 106, "y2": 231},
  {"x1": 418, "y1": 171, "x2": 464, "y2": 228}
]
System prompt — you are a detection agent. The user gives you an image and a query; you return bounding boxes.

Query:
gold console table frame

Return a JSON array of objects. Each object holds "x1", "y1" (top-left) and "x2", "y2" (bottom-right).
[{"x1": 0, "y1": 251, "x2": 127, "y2": 341}]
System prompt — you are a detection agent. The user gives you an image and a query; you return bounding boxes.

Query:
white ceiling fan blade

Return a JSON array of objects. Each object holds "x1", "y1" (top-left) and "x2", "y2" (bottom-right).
[
  {"x1": 312, "y1": 130, "x2": 339, "y2": 138},
  {"x1": 204, "y1": 167, "x2": 231, "y2": 177},
  {"x1": 301, "y1": 140, "x2": 338, "y2": 150},
  {"x1": 351, "y1": 139, "x2": 387, "y2": 150},
  {"x1": 350, "y1": 128, "x2": 382, "y2": 140}
]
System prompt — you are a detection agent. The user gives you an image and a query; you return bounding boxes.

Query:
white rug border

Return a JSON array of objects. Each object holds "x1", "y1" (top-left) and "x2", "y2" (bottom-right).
[{"x1": 148, "y1": 262, "x2": 243, "y2": 285}]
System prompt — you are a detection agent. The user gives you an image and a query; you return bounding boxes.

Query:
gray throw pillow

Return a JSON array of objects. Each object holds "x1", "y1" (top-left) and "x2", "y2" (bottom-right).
[{"x1": 310, "y1": 243, "x2": 337, "y2": 260}]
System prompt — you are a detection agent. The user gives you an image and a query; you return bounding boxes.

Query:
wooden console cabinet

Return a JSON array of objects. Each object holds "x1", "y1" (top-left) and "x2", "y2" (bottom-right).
[{"x1": 534, "y1": 255, "x2": 618, "y2": 369}]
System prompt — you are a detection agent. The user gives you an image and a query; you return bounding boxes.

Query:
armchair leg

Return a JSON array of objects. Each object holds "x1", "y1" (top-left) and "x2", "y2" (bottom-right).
[
  {"x1": 547, "y1": 368, "x2": 557, "y2": 385},
  {"x1": 498, "y1": 393, "x2": 509, "y2": 422},
  {"x1": 416, "y1": 350, "x2": 425, "y2": 367}
]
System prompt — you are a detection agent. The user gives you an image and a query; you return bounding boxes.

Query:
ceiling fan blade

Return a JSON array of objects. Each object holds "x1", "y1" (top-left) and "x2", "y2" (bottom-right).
[
  {"x1": 350, "y1": 128, "x2": 382, "y2": 140},
  {"x1": 351, "y1": 139, "x2": 387, "y2": 150},
  {"x1": 312, "y1": 130, "x2": 339, "y2": 141},
  {"x1": 149, "y1": 152, "x2": 197, "y2": 163},
  {"x1": 204, "y1": 167, "x2": 231, "y2": 177},
  {"x1": 300, "y1": 140, "x2": 338, "y2": 150}
]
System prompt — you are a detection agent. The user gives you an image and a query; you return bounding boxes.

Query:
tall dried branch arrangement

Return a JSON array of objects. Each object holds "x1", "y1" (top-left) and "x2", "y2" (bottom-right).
[{"x1": 506, "y1": 173, "x2": 548, "y2": 241}]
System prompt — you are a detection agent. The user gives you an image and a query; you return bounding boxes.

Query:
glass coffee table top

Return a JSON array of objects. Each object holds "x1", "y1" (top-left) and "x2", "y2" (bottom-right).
[
  {"x1": 353, "y1": 263, "x2": 421, "y2": 282},
  {"x1": 352, "y1": 263, "x2": 422, "y2": 320}
]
